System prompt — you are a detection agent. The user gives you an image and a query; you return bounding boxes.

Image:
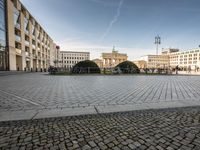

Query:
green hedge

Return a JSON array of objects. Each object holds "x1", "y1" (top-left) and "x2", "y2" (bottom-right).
[
  {"x1": 72, "y1": 60, "x2": 101, "y2": 74},
  {"x1": 115, "y1": 61, "x2": 140, "y2": 74}
]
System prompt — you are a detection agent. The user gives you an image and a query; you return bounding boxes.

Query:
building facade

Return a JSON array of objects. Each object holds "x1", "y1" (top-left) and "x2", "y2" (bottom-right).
[
  {"x1": 137, "y1": 48, "x2": 200, "y2": 71},
  {"x1": 139, "y1": 55, "x2": 170, "y2": 69},
  {"x1": 1, "y1": 0, "x2": 58, "y2": 71},
  {"x1": 50, "y1": 44, "x2": 60, "y2": 67},
  {"x1": 92, "y1": 58, "x2": 103, "y2": 68},
  {"x1": 133, "y1": 60, "x2": 147, "y2": 69},
  {"x1": 169, "y1": 48, "x2": 200, "y2": 70},
  {"x1": 60, "y1": 51, "x2": 90, "y2": 69},
  {"x1": 101, "y1": 49, "x2": 127, "y2": 68}
]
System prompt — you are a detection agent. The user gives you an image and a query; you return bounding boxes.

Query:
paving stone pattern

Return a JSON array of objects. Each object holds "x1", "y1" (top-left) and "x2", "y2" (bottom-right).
[
  {"x1": 0, "y1": 73, "x2": 200, "y2": 111},
  {"x1": 1, "y1": 107, "x2": 200, "y2": 149}
]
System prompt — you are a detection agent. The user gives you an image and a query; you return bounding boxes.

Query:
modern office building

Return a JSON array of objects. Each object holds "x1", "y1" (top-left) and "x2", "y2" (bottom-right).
[
  {"x1": 0, "y1": 0, "x2": 58, "y2": 71},
  {"x1": 136, "y1": 48, "x2": 200, "y2": 70},
  {"x1": 101, "y1": 48, "x2": 128, "y2": 68},
  {"x1": 60, "y1": 51, "x2": 90, "y2": 68},
  {"x1": 168, "y1": 48, "x2": 200, "y2": 70}
]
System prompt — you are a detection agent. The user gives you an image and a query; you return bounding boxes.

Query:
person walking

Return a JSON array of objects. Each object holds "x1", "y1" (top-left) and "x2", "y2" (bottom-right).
[
  {"x1": 175, "y1": 65, "x2": 179, "y2": 74},
  {"x1": 188, "y1": 65, "x2": 191, "y2": 74}
]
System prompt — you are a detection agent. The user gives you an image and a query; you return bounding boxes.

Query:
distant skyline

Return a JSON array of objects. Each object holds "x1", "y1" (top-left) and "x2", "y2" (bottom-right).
[{"x1": 21, "y1": 0, "x2": 200, "y2": 60}]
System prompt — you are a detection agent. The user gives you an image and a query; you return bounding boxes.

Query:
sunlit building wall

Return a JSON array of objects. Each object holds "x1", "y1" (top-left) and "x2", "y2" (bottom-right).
[
  {"x1": 101, "y1": 50, "x2": 128, "y2": 68},
  {"x1": 169, "y1": 48, "x2": 200, "y2": 70},
  {"x1": 4, "y1": 0, "x2": 58, "y2": 71},
  {"x1": 60, "y1": 51, "x2": 90, "y2": 69},
  {"x1": 139, "y1": 55, "x2": 170, "y2": 69}
]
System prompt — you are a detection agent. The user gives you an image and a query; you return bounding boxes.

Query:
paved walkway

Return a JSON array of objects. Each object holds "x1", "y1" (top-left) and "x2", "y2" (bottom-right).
[
  {"x1": 1, "y1": 73, "x2": 200, "y2": 121},
  {"x1": 1, "y1": 107, "x2": 200, "y2": 150}
]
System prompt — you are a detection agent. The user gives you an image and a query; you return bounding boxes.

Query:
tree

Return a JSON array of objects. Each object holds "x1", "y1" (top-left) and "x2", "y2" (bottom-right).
[
  {"x1": 72, "y1": 60, "x2": 100, "y2": 74},
  {"x1": 114, "y1": 61, "x2": 140, "y2": 74}
]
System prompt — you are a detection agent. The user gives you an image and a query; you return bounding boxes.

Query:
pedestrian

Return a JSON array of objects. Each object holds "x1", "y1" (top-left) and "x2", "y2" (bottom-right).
[
  {"x1": 188, "y1": 66, "x2": 191, "y2": 74},
  {"x1": 175, "y1": 65, "x2": 179, "y2": 74}
]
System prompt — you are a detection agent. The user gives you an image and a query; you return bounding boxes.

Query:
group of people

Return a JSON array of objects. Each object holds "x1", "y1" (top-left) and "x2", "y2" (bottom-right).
[
  {"x1": 48, "y1": 66, "x2": 58, "y2": 75},
  {"x1": 174, "y1": 65, "x2": 199, "y2": 74}
]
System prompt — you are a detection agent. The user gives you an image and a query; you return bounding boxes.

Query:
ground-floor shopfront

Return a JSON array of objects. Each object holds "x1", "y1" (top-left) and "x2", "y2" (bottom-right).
[{"x1": 0, "y1": 48, "x2": 9, "y2": 70}]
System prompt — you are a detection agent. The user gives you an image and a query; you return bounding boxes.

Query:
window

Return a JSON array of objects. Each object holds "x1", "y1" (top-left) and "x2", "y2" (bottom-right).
[
  {"x1": 0, "y1": 0, "x2": 5, "y2": 31},
  {"x1": 0, "y1": 0, "x2": 5, "y2": 9},
  {"x1": 0, "y1": 29, "x2": 5, "y2": 47},
  {"x1": 24, "y1": 17, "x2": 29, "y2": 32},
  {"x1": 0, "y1": 7, "x2": 5, "y2": 30},
  {"x1": 14, "y1": 7, "x2": 20, "y2": 27},
  {"x1": 32, "y1": 39, "x2": 35, "y2": 45},
  {"x1": 32, "y1": 25, "x2": 35, "y2": 36}
]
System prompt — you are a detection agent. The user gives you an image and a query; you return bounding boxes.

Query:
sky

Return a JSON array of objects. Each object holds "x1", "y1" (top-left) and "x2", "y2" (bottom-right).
[{"x1": 21, "y1": 0, "x2": 200, "y2": 60}]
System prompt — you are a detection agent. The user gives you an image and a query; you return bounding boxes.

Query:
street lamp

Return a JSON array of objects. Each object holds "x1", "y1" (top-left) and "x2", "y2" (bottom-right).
[{"x1": 155, "y1": 35, "x2": 161, "y2": 55}]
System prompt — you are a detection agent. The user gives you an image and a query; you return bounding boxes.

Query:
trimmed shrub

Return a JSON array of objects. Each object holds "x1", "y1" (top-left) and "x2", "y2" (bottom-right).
[
  {"x1": 114, "y1": 61, "x2": 140, "y2": 74},
  {"x1": 72, "y1": 60, "x2": 101, "y2": 74}
]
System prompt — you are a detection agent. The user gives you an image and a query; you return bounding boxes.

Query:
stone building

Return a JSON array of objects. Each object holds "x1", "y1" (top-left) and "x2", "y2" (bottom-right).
[
  {"x1": 133, "y1": 60, "x2": 147, "y2": 69},
  {"x1": 101, "y1": 48, "x2": 127, "y2": 68},
  {"x1": 92, "y1": 58, "x2": 103, "y2": 68},
  {"x1": 136, "y1": 48, "x2": 200, "y2": 71},
  {"x1": 168, "y1": 48, "x2": 200, "y2": 70},
  {"x1": 0, "y1": 0, "x2": 58, "y2": 71},
  {"x1": 59, "y1": 51, "x2": 90, "y2": 69},
  {"x1": 50, "y1": 44, "x2": 60, "y2": 67},
  {"x1": 139, "y1": 55, "x2": 170, "y2": 69}
]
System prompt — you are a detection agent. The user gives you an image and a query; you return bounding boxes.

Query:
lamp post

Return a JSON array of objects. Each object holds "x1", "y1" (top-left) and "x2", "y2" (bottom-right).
[{"x1": 155, "y1": 35, "x2": 161, "y2": 55}]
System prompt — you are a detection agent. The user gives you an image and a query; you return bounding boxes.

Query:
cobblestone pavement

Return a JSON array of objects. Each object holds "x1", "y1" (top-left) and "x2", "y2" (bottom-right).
[
  {"x1": 1, "y1": 73, "x2": 200, "y2": 112},
  {"x1": 1, "y1": 107, "x2": 200, "y2": 150}
]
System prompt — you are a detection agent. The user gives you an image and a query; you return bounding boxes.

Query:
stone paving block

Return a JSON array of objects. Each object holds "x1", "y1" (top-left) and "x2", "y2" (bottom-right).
[
  {"x1": 1, "y1": 74, "x2": 200, "y2": 149},
  {"x1": 1, "y1": 74, "x2": 200, "y2": 121}
]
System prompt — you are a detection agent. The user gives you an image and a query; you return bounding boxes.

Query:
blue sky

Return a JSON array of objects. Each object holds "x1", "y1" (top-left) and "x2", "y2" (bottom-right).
[{"x1": 21, "y1": 0, "x2": 200, "y2": 60}]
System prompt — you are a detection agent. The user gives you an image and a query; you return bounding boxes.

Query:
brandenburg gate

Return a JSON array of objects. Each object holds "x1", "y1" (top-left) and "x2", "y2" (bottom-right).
[{"x1": 101, "y1": 47, "x2": 128, "y2": 68}]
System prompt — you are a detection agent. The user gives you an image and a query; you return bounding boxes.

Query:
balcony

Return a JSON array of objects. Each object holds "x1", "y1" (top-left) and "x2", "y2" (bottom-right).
[
  {"x1": 32, "y1": 45, "x2": 36, "y2": 49},
  {"x1": 25, "y1": 41, "x2": 30, "y2": 46},
  {"x1": 32, "y1": 54, "x2": 37, "y2": 59},
  {"x1": 37, "y1": 47, "x2": 40, "y2": 51},
  {"x1": 15, "y1": 35, "x2": 21, "y2": 42},
  {"x1": 16, "y1": 48, "x2": 22, "y2": 55},
  {"x1": 25, "y1": 30, "x2": 29, "y2": 35},
  {"x1": 15, "y1": 23, "x2": 21, "y2": 30},
  {"x1": 25, "y1": 51, "x2": 30, "y2": 57}
]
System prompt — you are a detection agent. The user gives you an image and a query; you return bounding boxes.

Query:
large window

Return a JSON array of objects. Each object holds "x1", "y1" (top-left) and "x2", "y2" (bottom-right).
[
  {"x1": 0, "y1": 0, "x2": 8, "y2": 70},
  {"x1": 24, "y1": 17, "x2": 29, "y2": 32},
  {"x1": 0, "y1": 7, "x2": 5, "y2": 30},
  {"x1": 32, "y1": 24, "x2": 35, "y2": 35},
  {"x1": 0, "y1": 0, "x2": 6, "y2": 49},
  {"x1": 0, "y1": 30, "x2": 5, "y2": 48},
  {"x1": 14, "y1": 7, "x2": 20, "y2": 27}
]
